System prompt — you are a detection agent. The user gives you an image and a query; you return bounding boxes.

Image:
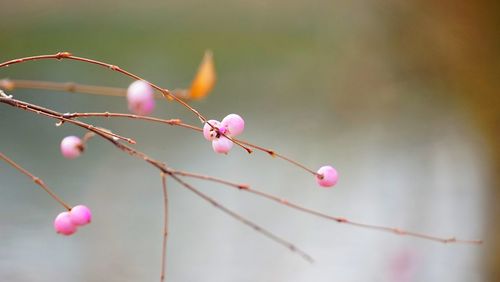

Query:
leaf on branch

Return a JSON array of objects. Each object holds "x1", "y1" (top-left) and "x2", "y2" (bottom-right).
[{"x1": 188, "y1": 50, "x2": 216, "y2": 100}]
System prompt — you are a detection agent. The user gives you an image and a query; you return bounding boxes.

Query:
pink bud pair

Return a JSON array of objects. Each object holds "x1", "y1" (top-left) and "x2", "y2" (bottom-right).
[{"x1": 54, "y1": 205, "x2": 92, "y2": 236}]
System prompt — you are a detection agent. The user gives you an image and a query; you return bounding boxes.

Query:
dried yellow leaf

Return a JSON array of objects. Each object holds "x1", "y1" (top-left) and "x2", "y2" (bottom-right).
[{"x1": 188, "y1": 50, "x2": 216, "y2": 100}]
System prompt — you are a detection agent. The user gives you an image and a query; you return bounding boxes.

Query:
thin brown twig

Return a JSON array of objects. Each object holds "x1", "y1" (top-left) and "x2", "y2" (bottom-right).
[
  {"x1": 0, "y1": 52, "x2": 253, "y2": 153},
  {"x1": 234, "y1": 140, "x2": 318, "y2": 176},
  {"x1": 0, "y1": 95, "x2": 315, "y2": 262},
  {"x1": 169, "y1": 173, "x2": 315, "y2": 263},
  {"x1": 166, "y1": 122, "x2": 318, "y2": 175},
  {"x1": 160, "y1": 173, "x2": 168, "y2": 282},
  {"x1": 0, "y1": 152, "x2": 72, "y2": 210},
  {"x1": 61, "y1": 111, "x2": 318, "y2": 176},
  {"x1": 1, "y1": 94, "x2": 484, "y2": 245},
  {"x1": 0, "y1": 53, "x2": 203, "y2": 118},
  {"x1": 0, "y1": 78, "x2": 188, "y2": 100},
  {"x1": 0, "y1": 79, "x2": 127, "y2": 97},
  {"x1": 1, "y1": 98, "x2": 135, "y2": 144},
  {"x1": 81, "y1": 131, "x2": 96, "y2": 145},
  {"x1": 62, "y1": 112, "x2": 183, "y2": 127},
  {"x1": 171, "y1": 170, "x2": 483, "y2": 245}
]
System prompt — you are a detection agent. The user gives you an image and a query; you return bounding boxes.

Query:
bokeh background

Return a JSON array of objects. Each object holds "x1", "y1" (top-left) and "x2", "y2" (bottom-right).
[{"x1": 1, "y1": 1, "x2": 498, "y2": 281}]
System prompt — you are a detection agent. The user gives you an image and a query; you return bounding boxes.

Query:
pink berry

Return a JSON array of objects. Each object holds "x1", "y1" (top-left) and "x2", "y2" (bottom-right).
[
  {"x1": 316, "y1": 165, "x2": 338, "y2": 187},
  {"x1": 127, "y1": 80, "x2": 155, "y2": 115},
  {"x1": 221, "y1": 114, "x2": 245, "y2": 136},
  {"x1": 60, "y1": 136, "x2": 83, "y2": 159},
  {"x1": 54, "y1": 211, "x2": 77, "y2": 235},
  {"x1": 203, "y1": 120, "x2": 222, "y2": 141},
  {"x1": 212, "y1": 136, "x2": 233, "y2": 154},
  {"x1": 70, "y1": 205, "x2": 92, "y2": 226}
]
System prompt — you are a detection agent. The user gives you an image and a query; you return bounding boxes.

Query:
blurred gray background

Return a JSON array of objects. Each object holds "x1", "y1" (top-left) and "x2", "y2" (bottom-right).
[{"x1": 1, "y1": 1, "x2": 498, "y2": 281}]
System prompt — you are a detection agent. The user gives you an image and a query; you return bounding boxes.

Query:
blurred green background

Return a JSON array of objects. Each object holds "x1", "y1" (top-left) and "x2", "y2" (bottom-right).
[{"x1": 1, "y1": 1, "x2": 498, "y2": 281}]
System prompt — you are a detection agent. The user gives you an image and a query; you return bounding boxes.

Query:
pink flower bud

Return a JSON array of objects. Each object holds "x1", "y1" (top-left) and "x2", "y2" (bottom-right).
[
  {"x1": 54, "y1": 211, "x2": 77, "y2": 235},
  {"x1": 221, "y1": 114, "x2": 245, "y2": 136},
  {"x1": 70, "y1": 205, "x2": 92, "y2": 226},
  {"x1": 212, "y1": 136, "x2": 233, "y2": 154},
  {"x1": 316, "y1": 165, "x2": 338, "y2": 187},
  {"x1": 127, "y1": 80, "x2": 155, "y2": 115},
  {"x1": 203, "y1": 120, "x2": 222, "y2": 141},
  {"x1": 60, "y1": 136, "x2": 83, "y2": 159}
]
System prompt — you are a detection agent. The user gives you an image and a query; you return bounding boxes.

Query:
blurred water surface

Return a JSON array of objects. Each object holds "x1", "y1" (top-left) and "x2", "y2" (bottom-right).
[{"x1": 1, "y1": 1, "x2": 498, "y2": 281}]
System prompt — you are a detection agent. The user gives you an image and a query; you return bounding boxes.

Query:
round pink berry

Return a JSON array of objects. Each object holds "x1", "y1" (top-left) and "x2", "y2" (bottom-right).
[
  {"x1": 127, "y1": 80, "x2": 155, "y2": 115},
  {"x1": 221, "y1": 114, "x2": 245, "y2": 136},
  {"x1": 54, "y1": 211, "x2": 77, "y2": 235},
  {"x1": 212, "y1": 136, "x2": 233, "y2": 154},
  {"x1": 203, "y1": 120, "x2": 222, "y2": 141},
  {"x1": 60, "y1": 136, "x2": 83, "y2": 159},
  {"x1": 70, "y1": 205, "x2": 92, "y2": 226},
  {"x1": 316, "y1": 165, "x2": 338, "y2": 187}
]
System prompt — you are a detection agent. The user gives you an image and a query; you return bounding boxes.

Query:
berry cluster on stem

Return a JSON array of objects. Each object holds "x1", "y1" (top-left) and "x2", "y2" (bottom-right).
[{"x1": 0, "y1": 52, "x2": 483, "y2": 282}]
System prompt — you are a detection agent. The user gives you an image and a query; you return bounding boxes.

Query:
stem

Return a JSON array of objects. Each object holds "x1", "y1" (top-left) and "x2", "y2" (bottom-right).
[
  {"x1": 0, "y1": 152, "x2": 71, "y2": 210},
  {"x1": 0, "y1": 53, "x2": 252, "y2": 152},
  {"x1": 0, "y1": 52, "x2": 206, "y2": 120},
  {"x1": 0, "y1": 78, "x2": 188, "y2": 100},
  {"x1": 63, "y1": 111, "x2": 317, "y2": 175},
  {"x1": 0, "y1": 79, "x2": 127, "y2": 97},
  {"x1": 0, "y1": 95, "x2": 315, "y2": 262},
  {"x1": 171, "y1": 170, "x2": 483, "y2": 245},
  {"x1": 1, "y1": 98, "x2": 135, "y2": 144},
  {"x1": 160, "y1": 173, "x2": 168, "y2": 282},
  {"x1": 63, "y1": 112, "x2": 183, "y2": 127},
  {"x1": 169, "y1": 173, "x2": 314, "y2": 263},
  {"x1": 235, "y1": 140, "x2": 318, "y2": 176}
]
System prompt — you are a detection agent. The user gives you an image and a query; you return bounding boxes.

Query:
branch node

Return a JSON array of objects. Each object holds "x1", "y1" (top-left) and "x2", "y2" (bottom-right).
[
  {"x1": 33, "y1": 177, "x2": 42, "y2": 185},
  {"x1": 56, "y1": 52, "x2": 72, "y2": 59},
  {"x1": 237, "y1": 184, "x2": 250, "y2": 190}
]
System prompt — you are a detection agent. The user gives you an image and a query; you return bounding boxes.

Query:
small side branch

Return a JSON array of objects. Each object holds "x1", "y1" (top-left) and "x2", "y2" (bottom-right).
[
  {"x1": 160, "y1": 173, "x2": 168, "y2": 282},
  {"x1": 64, "y1": 111, "x2": 318, "y2": 175},
  {"x1": 169, "y1": 174, "x2": 315, "y2": 263},
  {"x1": 0, "y1": 151, "x2": 71, "y2": 210},
  {"x1": 0, "y1": 54, "x2": 256, "y2": 153},
  {"x1": 0, "y1": 96, "x2": 135, "y2": 144},
  {"x1": 172, "y1": 170, "x2": 483, "y2": 245},
  {"x1": 0, "y1": 78, "x2": 191, "y2": 100},
  {"x1": 0, "y1": 53, "x2": 206, "y2": 123},
  {"x1": 0, "y1": 95, "x2": 315, "y2": 262}
]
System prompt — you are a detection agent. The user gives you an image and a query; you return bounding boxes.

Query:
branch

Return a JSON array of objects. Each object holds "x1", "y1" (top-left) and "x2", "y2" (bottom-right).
[
  {"x1": 0, "y1": 94, "x2": 315, "y2": 262},
  {"x1": 171, "y1": 170, "x2": 483, "y2": 245},
  {"x1": 160, "y1": 173, "x2": 168, "y2": 282},
  {"x1": 0, "y1": 52, "x2": 258, "y2": 153},
  {"x1": 63, "y1": 111, "x2": 318, "y2": 176},
  {"x1": 0, "y1": 78, "x2": 190, "y2": 100},
  {"x1": 0, "y1": 52, "x2": 253, "y2": 154},
  {"x1": 0, "y1": 151, "x2": 71, "y2": 210},
  {"x1": 1, "y1": 94, "x2": 482, "y2": 245},
  {"x1": 169, "y1": 173, "x2": 314, "y2": 263}
]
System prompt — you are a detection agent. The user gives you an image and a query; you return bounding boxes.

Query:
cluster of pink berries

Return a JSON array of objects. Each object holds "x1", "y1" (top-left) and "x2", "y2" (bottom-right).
[
  {"x1": 54, "y1": 205, "x2": 92, "y2": 235},
  {"x1": 203, "y1": 114, "x2": 245, "y2": 154},
  {"x1": 201, "y1": 114, "x2": 338, "y2": 187},
  {"x1": 58, "y1": 84, "x2": 337, "y2": 244}
]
